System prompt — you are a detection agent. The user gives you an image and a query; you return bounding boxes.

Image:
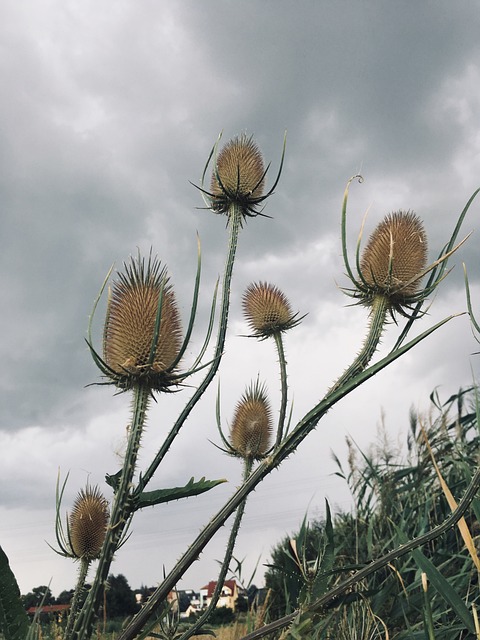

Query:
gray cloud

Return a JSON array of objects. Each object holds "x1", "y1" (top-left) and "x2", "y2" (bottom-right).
[{"x1": 1, "y1": 0, "x2": 480, "y2": 596}]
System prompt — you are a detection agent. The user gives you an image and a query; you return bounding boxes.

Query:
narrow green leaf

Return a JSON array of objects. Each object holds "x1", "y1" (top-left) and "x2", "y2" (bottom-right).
[
  {"x1": 134, "y1": 477, "x2": 227, "y2": 510},
  {"x1": 0, "y1": 545, "x2": 30, "y2": 640},
  {"x1": 396, "y1": 529, "x2": 475, "y2": 633}
]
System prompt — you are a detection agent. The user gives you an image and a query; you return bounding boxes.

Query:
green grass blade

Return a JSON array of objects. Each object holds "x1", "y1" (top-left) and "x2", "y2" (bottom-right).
[{"x1": 395, "y1": 529, "x2": 475, "y2": 634}]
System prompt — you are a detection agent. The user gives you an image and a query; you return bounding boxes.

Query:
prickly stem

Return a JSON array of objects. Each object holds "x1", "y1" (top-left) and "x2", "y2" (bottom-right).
[{"x1": 72, "y1": 384, "x2": 150, "y2": 640}]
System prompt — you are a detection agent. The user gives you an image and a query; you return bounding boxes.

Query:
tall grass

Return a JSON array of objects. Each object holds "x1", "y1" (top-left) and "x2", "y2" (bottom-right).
[{"x1": 265, "y1": 387, "x2": 480, "y2": 638}]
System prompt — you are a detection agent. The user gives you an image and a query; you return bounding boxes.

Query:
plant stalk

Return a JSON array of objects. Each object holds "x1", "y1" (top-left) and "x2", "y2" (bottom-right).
[
  {"x1": 136, "y1": 204, "x2": 242, "y2": 491},
  {"x1": 64, "y1": 558, "x2": 90, "y2": 640},
  {"x1": 116, "y1": 313, "x2": 454, "y2": 640},
  {"x1": 73, "y1": 384, "x2": 150, "y2": 640},
  {"x1": 329, "y1": 294, "x2": 389, "y2": 394},
  {"x1": 179, "y1": 459, "x2": 253, "y2": 640},
  {"x1": 274, "y1": 332, "x2": 288, "y2": 447}
]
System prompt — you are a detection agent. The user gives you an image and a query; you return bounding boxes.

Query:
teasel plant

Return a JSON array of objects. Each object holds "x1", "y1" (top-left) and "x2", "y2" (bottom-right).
[
  {"x1": 242, "y1": 282, "x2": 304, "y2": 447},
  {"x1": 175, "y1": 381, "x2": 274, "y2": 640},
  {"x1": 66, "y1": 133, "x2": 285, "y2": 640},
  {"x1": 116, "y1": 174, "x2": 478, "y2": 640},
  {"x1": 329, "y1": 176, "x2": 472, "y2": 395},
  {"x1": 0, "y1": 135, "x2": 478, "y2": 640},
  {"x1": 51, "y1": 479, "x2": 109, "y2": 639}
]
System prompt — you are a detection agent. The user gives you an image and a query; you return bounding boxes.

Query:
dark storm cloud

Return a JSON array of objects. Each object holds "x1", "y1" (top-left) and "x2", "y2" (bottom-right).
[{"x1": 1, "y1": 0, "x2": 480, "y2": 595}]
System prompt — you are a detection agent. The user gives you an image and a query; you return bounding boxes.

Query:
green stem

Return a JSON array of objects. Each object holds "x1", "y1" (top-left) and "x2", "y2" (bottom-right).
[
  {"x1": 179, "y1": 459, "x2": 253, "y2": 640},
  {"x1": 116, "y1": 313, "x2": 454, "y2": 640},
  {"x1": 329, "y1": 294, "x2": 389, "y2": 394},
  {"x1": 64, "y1": 558, "x2": 90, "y2": 640},
  {"x1": 73, "y1": 384, "x2": 150, "y2": 640},
  {"x1": 137, "y1": 204, "x2": 242, "y2": 491},
  {"x1": 274, "y1": 332, "x2": 288, "y2": 447}
]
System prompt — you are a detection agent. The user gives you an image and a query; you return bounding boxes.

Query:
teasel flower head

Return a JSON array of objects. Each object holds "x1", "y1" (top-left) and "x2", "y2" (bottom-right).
[
  {"x1": 243, "y1": 282, "x2": 303, "y2": 339},
  {"x1": 196, "y1": 132, "x2": 286, "y2": 223},
  {"x1": 345, "y1": 210, "x2": 431, "y2": 317},
  {"x1": 98, "y1": 253, "x2": 183, "y2": 391},
  {"x1": 69, "y1": 486, "x2": 109, "y2": 561},
  {"x1": 229, "y1": 380, "x2": 273, "y2": 461}
]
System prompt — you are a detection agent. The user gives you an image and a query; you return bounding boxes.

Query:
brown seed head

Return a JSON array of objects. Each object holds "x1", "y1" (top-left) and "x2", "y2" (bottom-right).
[
  {"x1": 230, "y1": 383, "x2": 272, "y2": 460},
  {"x1": 103, "y1": 256, "x2": 183, "y2": 390},
  {"x1": 243, "y1": 282, "x2": 297, "y2": 338},
  {"x1": 360, "y1": 211, "x2": 428, "y2": 301},
  {"x1": 210, "y1": 135, "x2": 265, "y2": 214},
  {"x1": 69, "y1": 486, "x2": 109, "y2": 561}
]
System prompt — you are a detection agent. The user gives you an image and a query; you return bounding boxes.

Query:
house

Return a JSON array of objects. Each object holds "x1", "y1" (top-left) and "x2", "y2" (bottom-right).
[
  {"x1": 135, "y1": 588, "x2": 200, "y2": 619},
  {"x1": 177, "y1": 590, "x2": 201, "y2": 618},
  {"x1": 26, "y1": 604, "x2": 70, "y2": 622},
  {"x1": 199, "y1": 580, "x2": 239, "y2": 611}
]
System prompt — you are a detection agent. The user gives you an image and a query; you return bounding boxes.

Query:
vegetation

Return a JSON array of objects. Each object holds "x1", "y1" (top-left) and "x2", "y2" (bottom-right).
[
  {"x1": 264, "y1": 387, "x2": 480, "y2": 638},
  {"x1": 0, "y1": 131, "x2": 479, "y2": 640}
]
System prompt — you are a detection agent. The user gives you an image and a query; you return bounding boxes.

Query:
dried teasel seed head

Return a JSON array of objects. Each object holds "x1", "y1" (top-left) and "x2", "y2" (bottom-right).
[
  {"x1": 360, "y1": 210, "x2": 428, "y2": 302},
  {"x1": 103, "y1": 254, "x2": 183, "y2": 391},
  {"x1": 69, "y1": 486, "x2": 109, "y2": 561},
  {"x1": 210, "y1": 134, "x2": 265, "y2": 215},
  {"x1": 230, "y1": 382, "x2": 272, "y2": 460},
  {"x1": 243, "y1": 282, "x2": 298, "y2": 338}
]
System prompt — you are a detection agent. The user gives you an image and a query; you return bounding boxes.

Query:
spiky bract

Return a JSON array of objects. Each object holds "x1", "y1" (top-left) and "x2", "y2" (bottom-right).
[
  {"x1": 355, "y1": 211, "x2": 428, "y2": 315},
  {"x1": 69, "y1": 486, "x2": 109, "y2": 561},
  {"x1": 230, "y1": 382, "x2": 272, "y2": 460},
  {"x1": 103, "y1": 254, "x2": 183, "y2": 391},
  {"x1": 243, "y1": 282, "x2": 300, "y2": 338}
]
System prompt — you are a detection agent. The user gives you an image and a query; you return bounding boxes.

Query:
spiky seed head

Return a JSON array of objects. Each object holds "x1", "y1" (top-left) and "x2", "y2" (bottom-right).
[
  {"x1": 103, "y1": 255, "x2": 183, "y2": 391},
  {"x1": 210, "y1": 134, "x2": 265, "y2": 215},
  {"x1": 243, "y1": 282, "x2": 298, "y2": 338},
  {"x1": 230, "y1": 382, "x2": 272, "y2": 460},
  {"x1": 360, "y1": 210, "x2": 428, "y2": 302},
  {"x1": 69, "y1": 486, "x2": 109, "y2": 561}
]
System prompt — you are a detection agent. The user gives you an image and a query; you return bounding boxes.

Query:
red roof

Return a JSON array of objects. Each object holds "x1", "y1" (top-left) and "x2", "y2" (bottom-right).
[
  {"x1": 27, "y1": 604, "x2": 70, "y2": 614},
  {"x1": 201, "y1": 580, "x2": 237, "y2": 598}
]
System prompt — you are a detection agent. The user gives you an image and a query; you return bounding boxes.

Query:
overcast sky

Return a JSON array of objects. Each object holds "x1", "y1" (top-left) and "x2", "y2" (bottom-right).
[{"x1": 1, "y1": 0, "x2": 480, "y2": 599}]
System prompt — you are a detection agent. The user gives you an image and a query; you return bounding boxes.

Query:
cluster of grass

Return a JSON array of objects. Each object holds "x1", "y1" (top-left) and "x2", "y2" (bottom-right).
[{"x1": 265, "y1": 387, "x2": 480, "y2": 638}]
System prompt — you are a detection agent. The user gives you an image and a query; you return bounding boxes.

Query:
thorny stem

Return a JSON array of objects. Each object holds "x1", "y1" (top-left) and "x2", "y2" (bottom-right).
[
  {"x1": 64, "y1": 558, "x2": 90, "y2": 640},
  {"x1": 75, "y1": 204, "x2": 242, "y2": 640},
  {"x1": 329, "y1": 294, "x2": 389, "y2": 394},
  {"x1": 117, "y1": 313, "x2": 454, "y2": 640},
  {"x1": 178, "y1": 459, "x2": 253, "y2": 640},
  {"x1": 274, "y1": 332, "x2": 288, "y2": 447},
  {"x1": 240, "y1": 464, "x2": 480, "y2": 640},
  {"x1": 136, "y1": 204, "x2": 242, "y2": 491},
  {"x1": 73, "y1": 384, "x2": 150, "y2": 640}
]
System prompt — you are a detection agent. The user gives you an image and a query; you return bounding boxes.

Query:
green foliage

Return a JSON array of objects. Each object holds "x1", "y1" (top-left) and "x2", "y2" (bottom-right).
[
  {"x1": 134, "y1": 477, "x2": 227, "y2": 510},
  {"x1": 105, "y1": 574, "x2": 138, "y2": 620},
  {"x1": 265, "y1": 503, "x2": 336, "y2": 623},
  {"x1": 22, "y1": 585, "x2": 55, "y2": 610},
  {"x1": 265, "y1": 387, "x2": 480, "y2": 638},
  {"x1": 0, "y1": 545, "x2": 30, "y2": 640},
  {"x1": 207, "y1": 606, "x2": 235, "y2": 625},
  {"x1": 56, "y1": 590, "x2": 75, "y2": 605}
]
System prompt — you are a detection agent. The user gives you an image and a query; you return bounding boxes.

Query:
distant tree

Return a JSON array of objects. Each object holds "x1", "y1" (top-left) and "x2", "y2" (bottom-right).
[
  {"x1": 22, "y1": 585, "x2": 55, "y2": 610},
  {"x1": 235, "y1": 591, "x2": 249, "y2": 612},
  {"x1": 105, "y1": 574, "x2": 138, "y2": 619},
  {"x1": 56, "y1": 588, "x2": 74, "y2": 605},
  {"x1": 208, "y1": 605, "x2": 235, "y2": 625}
]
